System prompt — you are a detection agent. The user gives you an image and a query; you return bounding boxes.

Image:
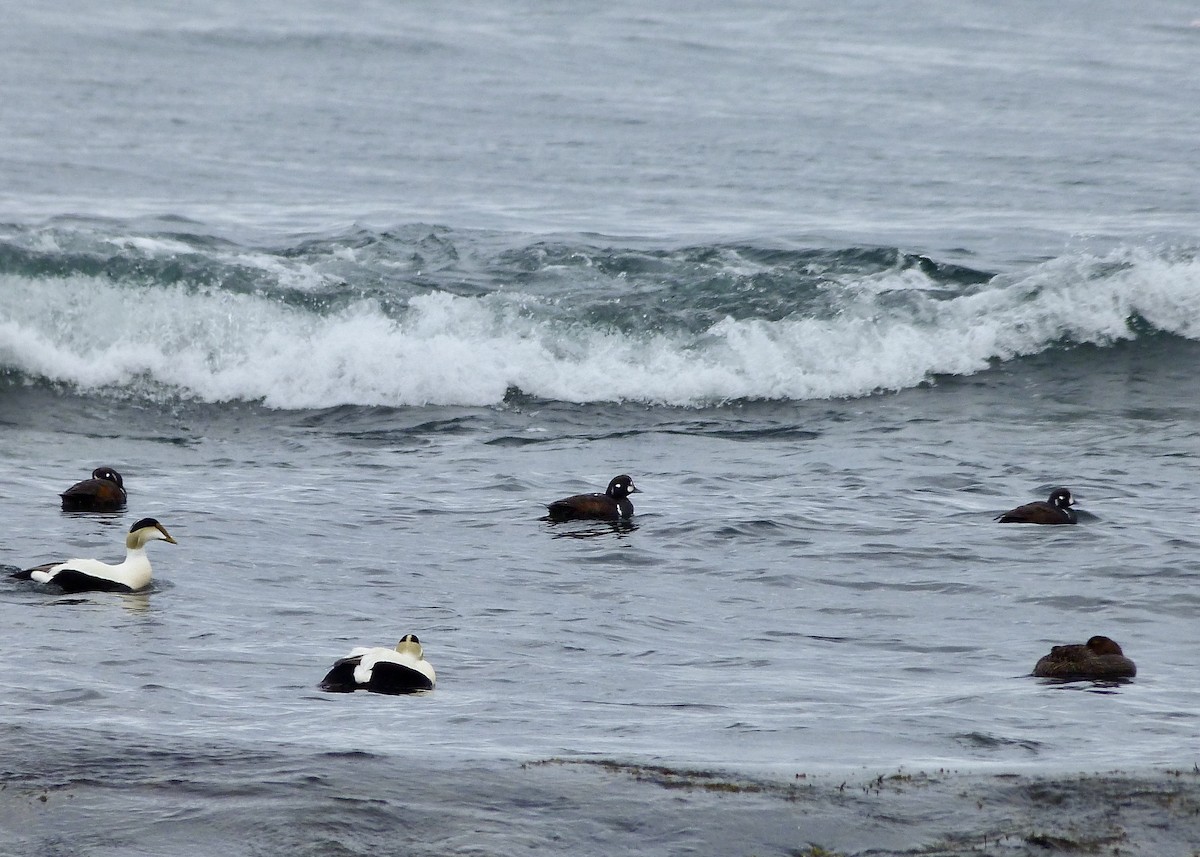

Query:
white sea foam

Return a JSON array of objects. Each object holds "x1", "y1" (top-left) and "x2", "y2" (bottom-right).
[{"x1": 1, "y1": 248, "x2": 1197, "y2": 408}]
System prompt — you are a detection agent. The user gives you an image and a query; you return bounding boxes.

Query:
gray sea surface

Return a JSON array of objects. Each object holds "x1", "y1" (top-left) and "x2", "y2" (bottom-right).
[{"x1": 2, "y1": 1, "x2": 1200, "y2": 854}]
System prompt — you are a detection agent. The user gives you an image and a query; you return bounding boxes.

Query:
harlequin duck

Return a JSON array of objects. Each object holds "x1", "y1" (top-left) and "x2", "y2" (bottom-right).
[
  {"x1": 320, "y1": 634, "x2": 436, "y2": 694},
  {"x1": 544, "y1": 474, "x2": 640, "y2": 522},
  {"x1": 61, "y1": 467, "x2": 127, "y2": 512},
  {"x1": 996, "y1": 487, "x2": 1077, "y2": 524},
  {"x1": 1032, "y1": 635, "x2": 1136, "y2": 681},
  {"x1": 11, "y1": 517, "x2": 177, "y2": 593}
]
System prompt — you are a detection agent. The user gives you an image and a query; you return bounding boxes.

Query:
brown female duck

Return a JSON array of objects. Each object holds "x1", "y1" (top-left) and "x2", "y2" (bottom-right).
[
  {"x1": 61, "y1": 467, "x2": 127, "y2": 512},
  {"x1": 1033, "y1": 636, "x2": 1136, "y2": 681},
  {"x1": 543, "y1": 475, "x2": 641, "y2": 522},
  {"x1": 997, "y1": 487, "x2": 1077, "y2": 525}
]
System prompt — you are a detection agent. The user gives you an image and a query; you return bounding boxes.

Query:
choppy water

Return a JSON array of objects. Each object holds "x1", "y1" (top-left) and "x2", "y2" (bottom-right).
[{"x1": 3, "y1": 1, "x2": 1200, "y2": 855}]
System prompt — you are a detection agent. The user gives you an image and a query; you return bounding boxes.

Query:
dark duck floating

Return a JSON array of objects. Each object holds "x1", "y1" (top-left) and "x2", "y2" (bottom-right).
[
  {"x1": 320, "y1": 634, "x2": 436, "y2": 695},
  {"x1": 61, "y1": 467, "x2": 127, "y2": 512},
  {"x1": 12, "y1": 517, "x2": 177, "y2": 593},
  {"x1": 1033, "y1": 636, "x2": 1136, "y2": 681},
  {"x1": 544, "y1": 474, "x2": 640, "y2": 522},
  {"x1": 996, "y1": 487, "x2": 1077, "y2": 525}
]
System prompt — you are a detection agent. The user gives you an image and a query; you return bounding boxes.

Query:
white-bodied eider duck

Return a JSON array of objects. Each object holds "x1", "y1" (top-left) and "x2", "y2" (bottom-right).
[
  {"x1": 319, "y1": 634, "x2": 436, "y2": 695},
  {"x1": 60, "y1": 466, "x2": 127, "y2": 512},
  {"x1": 543, "y1": 474, "x2": 641, "y2": 522},
  {"x1": 996, "y1": 487, "x2": 1078, "y2": 525},
  {"x1": 12, "y1": 517, "x2": 177, "y2": 593},
  {"x1": 1032, "y1": 635, "x2": 1136, "y2": 681}
]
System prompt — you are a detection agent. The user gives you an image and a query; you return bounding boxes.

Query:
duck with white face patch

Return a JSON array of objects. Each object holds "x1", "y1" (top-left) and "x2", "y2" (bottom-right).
[
  {"x1": 12, "y1": 517, "x2": 177, "y2": 592},
  {"x1": 996, "y1": 487, "x2": 1078, "y2": 525},
  {"x1": 60, "y1": 466, "x2": 127, "y2": 512},
  {"x1": 543, "y1": 474, "x2": 641, "y2": 522}
]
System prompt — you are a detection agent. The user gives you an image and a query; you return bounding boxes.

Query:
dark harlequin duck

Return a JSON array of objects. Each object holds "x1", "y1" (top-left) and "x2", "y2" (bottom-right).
[
  {"x1": 1032, "y1": 636, "x2": 1136, "y2": 681},
  {"x1": 11, "y1": 517, "x2": 177, "y2": 593},
  {"x1": 544, "y1": 475, "x2": 640, "y2": 522},
  {"x1": 60, "y1": 467, "x2": 127, "y2": 512},
  {"x1": 996, "y1": 487, "x2": 1077, "y2": 525},
  {"x1": 319, "y1": 634, "x2": 436, "y2": 695}
]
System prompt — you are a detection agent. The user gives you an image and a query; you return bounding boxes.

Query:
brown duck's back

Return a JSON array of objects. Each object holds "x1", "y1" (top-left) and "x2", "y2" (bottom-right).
[
  {"x1": 61, "y1": 477, "x2": 127, "y2": 512},
  {"x1": 1033, "y1": 637, "x2": 1136, "y2": 680}
]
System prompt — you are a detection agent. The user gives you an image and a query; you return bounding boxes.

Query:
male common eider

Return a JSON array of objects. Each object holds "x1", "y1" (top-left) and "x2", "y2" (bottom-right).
[
  {"x1": 12, "y1": 517, "x2": 177, "y2": 593},
  {"x1": 544, "y1": 474, "x2": 641, "y2": 522},
  {"x1": 319, "y1": 634, "x2": 436, "y2": 694},
  {"x1": 1033, "y1": 636, "x2": 1136, "y2": 681},
  {"x1": 61, "y1": 467, "x2": 127, "y2": 512},
  {"x1": 996, "y1": 487, "x2": 1078, "y2": 525}
]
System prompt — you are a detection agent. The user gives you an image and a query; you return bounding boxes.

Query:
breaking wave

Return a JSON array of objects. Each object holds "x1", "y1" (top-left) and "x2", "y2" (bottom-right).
[{"x1": 1, "y1": 221, "x2": 1196, "y2": 408}]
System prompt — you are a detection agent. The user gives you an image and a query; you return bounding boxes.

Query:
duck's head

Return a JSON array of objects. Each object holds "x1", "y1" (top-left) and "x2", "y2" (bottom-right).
[
  {"x1": 395, "y1": 634, "x2": 424, "y2": 659},
  {"x1": 126, "y1": 517, "x2": 177, "y2": 549},
  {"x1": 93, "y1": 467, "x2": 124, "y2": 488},
  {"x1": 1086, "y1": 635, "x2": 1123, "y2": 656},
  {"x1": 607, "y1": 475, "x2": 641, "y2": 499},
  {"x1": 1048, "y1": 487, "x2": 1074, "y2": 509}
]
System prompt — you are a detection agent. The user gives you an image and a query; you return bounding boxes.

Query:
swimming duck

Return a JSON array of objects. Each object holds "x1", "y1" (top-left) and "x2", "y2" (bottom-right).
[
  {"x1": 544, "y1": 474, "x2": 641, "y2": 522},
  {"x1": 996, "y1": 487, "x2": 1077, "y2": 524},
  {"x1": 60, "y1": 467, "x2": 127, "y2": 512},
  {"x1": 12, "y1": 517, "x2": 177, "y2": 593},
  {"x1": 320, "y1": 634, "x2": 436, "y2": 694},
  {"x1": 1033, "y1": 635, "x2": 1136, "y2": 681}
]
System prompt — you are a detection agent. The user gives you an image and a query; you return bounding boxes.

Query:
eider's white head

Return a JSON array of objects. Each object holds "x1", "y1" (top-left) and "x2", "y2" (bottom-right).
[
  {"x1": 395, "y1": 634, "x2": 424, "y2": 659},
  {"x1": 126, "y1": 518, "x2": 177, "y2": 550}
]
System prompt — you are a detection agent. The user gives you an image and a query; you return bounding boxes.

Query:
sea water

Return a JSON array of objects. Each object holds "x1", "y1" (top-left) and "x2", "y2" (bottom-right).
[{"x1": 2, "y1": 2, "x2": 1199, "y2": 854}]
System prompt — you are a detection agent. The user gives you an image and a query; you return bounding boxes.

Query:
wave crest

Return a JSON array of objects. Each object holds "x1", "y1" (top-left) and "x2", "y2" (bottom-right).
[{"x1": 1, "y1": 234, "x2": 1196, "y2": 408}]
